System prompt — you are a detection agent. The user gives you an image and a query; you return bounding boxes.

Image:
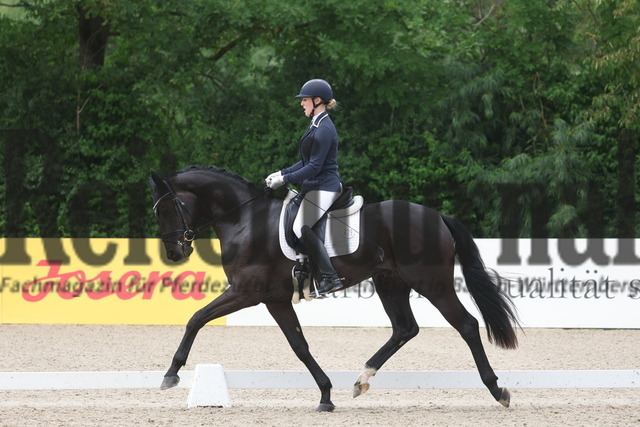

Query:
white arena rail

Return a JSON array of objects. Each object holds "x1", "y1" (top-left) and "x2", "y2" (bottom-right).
[{"x1": 1, "y1": 365, "x2": 639, "y2": 408}]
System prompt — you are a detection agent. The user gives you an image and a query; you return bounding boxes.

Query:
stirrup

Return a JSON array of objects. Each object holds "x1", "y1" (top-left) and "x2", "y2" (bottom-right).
[
  {"x1": 310, "y1": 277, "x2": 344, "y2": 299},
  {"x1": 292, "y1": 258, "x2": 311, "y2": 301}
]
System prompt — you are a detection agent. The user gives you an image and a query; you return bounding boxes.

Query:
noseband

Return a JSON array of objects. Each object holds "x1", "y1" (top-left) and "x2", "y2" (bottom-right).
[{"x1": 153, "y1": 191, "x2": 196, "y2": 247}]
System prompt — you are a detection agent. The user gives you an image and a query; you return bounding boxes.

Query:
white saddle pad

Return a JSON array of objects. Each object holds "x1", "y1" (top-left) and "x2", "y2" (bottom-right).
[{"x1": 278, "y1": 189, "x2": 363, "y2": 261}]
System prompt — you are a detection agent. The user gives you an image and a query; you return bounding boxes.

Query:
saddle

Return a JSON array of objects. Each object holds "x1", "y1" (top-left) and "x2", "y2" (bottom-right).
[
  {"x1": 278, "y1": 187, "x2": 364, "y2": 303},
  {"x1": 283, "y1": 186, "x2": 357, "y2": 254}
]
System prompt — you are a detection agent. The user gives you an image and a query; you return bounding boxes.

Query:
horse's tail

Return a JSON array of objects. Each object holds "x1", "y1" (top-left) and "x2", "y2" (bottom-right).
[{"x1": 441, "y1": 215, "x2": 520, "y2": 349}]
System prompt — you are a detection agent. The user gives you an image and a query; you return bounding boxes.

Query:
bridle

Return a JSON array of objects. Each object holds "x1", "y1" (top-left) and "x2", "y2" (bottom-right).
[
  {"x1": 153, "y1": 190, "x2": 196, "y2": 248},
  {"x1": 153, "y1": 185, "x2": 270, "y2": 248}
]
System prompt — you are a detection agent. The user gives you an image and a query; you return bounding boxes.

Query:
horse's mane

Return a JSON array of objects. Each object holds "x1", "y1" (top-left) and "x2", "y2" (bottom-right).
[
  {"x1": 166, "y1": 165, "x2": 287, "y2": 200},
  {"x1": 169, "y1": 165, "x2": 256, "y2": 187}
]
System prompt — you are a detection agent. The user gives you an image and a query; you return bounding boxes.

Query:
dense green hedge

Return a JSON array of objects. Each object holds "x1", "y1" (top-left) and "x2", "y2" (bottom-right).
[{"x1": 1, "y1": 0, "x2": 638, "y2": 238}]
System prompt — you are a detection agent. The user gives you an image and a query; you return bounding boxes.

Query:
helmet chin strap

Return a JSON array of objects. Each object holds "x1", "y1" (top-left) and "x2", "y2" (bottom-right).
[{"x1": 310, "y1": 97, "x2": 324, "y2": 118}]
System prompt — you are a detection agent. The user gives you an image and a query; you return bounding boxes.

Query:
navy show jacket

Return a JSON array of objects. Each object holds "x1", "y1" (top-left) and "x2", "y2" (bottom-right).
[{"x1": 281, "y1": 110, "x2": 342, "y2": 192}]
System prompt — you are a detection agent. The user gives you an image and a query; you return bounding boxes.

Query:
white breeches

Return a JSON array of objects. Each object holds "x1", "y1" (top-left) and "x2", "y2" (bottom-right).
[{"x1": 292, "y1": 190, "x2": 341, "y2": 238}]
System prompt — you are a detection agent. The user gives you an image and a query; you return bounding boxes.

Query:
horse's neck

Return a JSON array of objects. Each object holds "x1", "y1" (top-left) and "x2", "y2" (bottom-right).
[
  {"x1": 190, "y1": 175, "x2": 263, "y2": 232},
  {"x1": 205, "y1": 184, "x2": 275, "y2": 244}
]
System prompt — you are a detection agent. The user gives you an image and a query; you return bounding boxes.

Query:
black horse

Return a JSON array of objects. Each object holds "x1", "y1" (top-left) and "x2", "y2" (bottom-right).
[{"x1": 150, "y1": 165, "x2": 520, "y2": 411}]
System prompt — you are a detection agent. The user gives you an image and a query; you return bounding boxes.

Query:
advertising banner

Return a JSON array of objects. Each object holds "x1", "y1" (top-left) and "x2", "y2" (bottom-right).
[
  {"x1": 1, "y1": 238, "x2": 639, "y2": 327},
  {"x1": 228, "y1": 239, "x2": 640, "y2": 329},
  {"x1": 0, "y1": 238, "x2": 226, "y2": 325}
]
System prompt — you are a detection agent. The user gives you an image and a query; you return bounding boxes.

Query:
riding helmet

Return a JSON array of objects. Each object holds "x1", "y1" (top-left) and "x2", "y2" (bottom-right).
[{"x1": 294, "y1": 79, "x2": 333, "y2": 101}]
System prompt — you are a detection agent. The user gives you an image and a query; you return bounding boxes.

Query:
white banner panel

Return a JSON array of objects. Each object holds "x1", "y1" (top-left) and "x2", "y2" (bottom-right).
[{"x1": 227, "y1": 239, "x2": 640, "y2": 328}]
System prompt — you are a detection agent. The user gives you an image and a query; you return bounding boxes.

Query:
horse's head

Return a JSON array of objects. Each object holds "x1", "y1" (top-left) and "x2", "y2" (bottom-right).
[{"x1": 150, "y1": 171, "x2": 197, "y2": 262}]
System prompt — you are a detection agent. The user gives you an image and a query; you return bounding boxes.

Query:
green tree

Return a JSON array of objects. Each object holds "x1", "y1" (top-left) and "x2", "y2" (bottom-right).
[
  {"x1": 585, "y1": 0, "x2": 640, "y2": 237},
  {"x1": 1, "y1": 0, "x2": 638, "y2": 239},
  {"x1": 427, "y1": 0, "x2": 610, "y2": 237}
]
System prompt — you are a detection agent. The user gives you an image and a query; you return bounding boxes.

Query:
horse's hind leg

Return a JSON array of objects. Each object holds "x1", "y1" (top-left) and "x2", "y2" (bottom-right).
[
  {"x1": 161, "y1": 288, "x2": 258, "y2": 390},
  {"x1": 426, "y1": 287, "x2": 510, "y2": 407},
  {"x1": 354, "y1": 272, "x2": 419, "y2": 397}
]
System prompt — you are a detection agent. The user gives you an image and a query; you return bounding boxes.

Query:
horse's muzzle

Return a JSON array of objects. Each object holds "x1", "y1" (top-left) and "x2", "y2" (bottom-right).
[
  {"x1": 183, "y1": 244, "x2": 194, "y2": 258},
  {"x1": 166, "y1": 243, "x2": 193, "y2": 262}
]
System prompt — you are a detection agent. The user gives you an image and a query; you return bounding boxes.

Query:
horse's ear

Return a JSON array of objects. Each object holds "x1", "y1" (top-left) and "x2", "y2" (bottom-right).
[
  {"x1": 150, "y1": 171, "x2": 162, "y2": 187},
  {"x1": 150, "y1": 171, "x2": 173, "y2": 195},
  {"x1": 150, "y1": 171, "x2": 167, "y2": 191}
]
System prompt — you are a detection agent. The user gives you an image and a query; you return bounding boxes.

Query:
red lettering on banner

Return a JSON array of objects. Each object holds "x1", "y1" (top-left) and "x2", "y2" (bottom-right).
[
  {"x1": 115, "y1": 270, "x2": 142, "y2": 300},
  {"x1": 85, "y1": 271, "x2": 115, "y2": 300},
  {"x1": 23, "y1": 260, "x2": 82, "y2": 302},
  {"x1": 172, "y1": 271, "x2": 206, "y2": 300},
  {"x1": 143, "y1": 271, "x2": 174, "y2": 299},
  {"x1": 22, "y1": 260, "x2": 208, "y2": 302}
]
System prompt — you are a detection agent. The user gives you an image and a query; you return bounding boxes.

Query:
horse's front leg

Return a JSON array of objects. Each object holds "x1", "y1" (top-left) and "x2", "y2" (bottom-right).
[
  {"x1": 161, "y1": 288, "x2": 258, "y2": 389},
  {"x1": 265, "y1": 301, "x2": 335, "y2": 412}
]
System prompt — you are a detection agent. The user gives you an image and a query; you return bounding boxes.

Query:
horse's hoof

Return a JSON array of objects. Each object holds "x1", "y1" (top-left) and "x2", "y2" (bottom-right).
[
  {"x1": 160, "y1": 375, "x2": 180, "y2": 390},
  {"x1": 352, "y1": 381, "x2": 370, "y2": 398},
  {"x1": 316, "y1": 402, "x2": 336, "y2": 412},
  {"x1": 498, "y1": 387, "x2": 510, "y2": 408}
]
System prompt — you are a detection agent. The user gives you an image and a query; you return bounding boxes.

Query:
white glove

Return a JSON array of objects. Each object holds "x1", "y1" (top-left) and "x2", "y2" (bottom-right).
[
  {"x1": 265, "y1": 171, "x2": 281, "y2": 183},
  {"x1": 265, "y1": 171, "x2": 284, "y2": 188},
  {"x1": 266, "y1": 173, "x2": 286, "y2": 189}
]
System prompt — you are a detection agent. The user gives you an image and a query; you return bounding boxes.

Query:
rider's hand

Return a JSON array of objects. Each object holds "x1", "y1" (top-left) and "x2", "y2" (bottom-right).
[
  {"x1": 266, "y1": 173, "x2": 286, "y2": 189},
  {"x1": 265, "y1": 171, "x2": 282, "y2": 187}
]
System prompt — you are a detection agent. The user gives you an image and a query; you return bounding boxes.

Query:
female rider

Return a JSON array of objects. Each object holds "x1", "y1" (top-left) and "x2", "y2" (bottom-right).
[{"x1": 265, "y1": 79, "x2": 344, "y2": 298}]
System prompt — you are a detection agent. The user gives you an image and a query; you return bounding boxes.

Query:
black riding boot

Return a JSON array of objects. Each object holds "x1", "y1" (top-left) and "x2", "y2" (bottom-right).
[{"x1": 300, "y1": 226, "x2": 344, "y2": 298}]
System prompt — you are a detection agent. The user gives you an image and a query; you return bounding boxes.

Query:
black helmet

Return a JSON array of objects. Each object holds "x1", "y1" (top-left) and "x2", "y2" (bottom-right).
[{"x1": 294, "y1": 79, "x2": 333, "y2": 101}]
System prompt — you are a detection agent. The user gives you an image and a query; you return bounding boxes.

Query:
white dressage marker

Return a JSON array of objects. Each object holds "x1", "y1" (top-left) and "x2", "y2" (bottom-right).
[{"x1": 187, "y1": 364, "x2": 230, "y2": 408}]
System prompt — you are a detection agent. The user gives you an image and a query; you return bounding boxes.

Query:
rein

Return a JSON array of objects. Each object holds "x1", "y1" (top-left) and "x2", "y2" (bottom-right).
[
  {"x1": 192, "y1": 187, "x2": 270, "y2": 234},
  {"x1": 155, "y1": 186, "x2": 270, "y2": 245}
]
